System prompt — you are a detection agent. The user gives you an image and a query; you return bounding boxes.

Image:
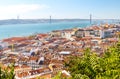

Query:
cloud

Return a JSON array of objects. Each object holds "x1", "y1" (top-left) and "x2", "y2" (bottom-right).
[{"x1": 0, "y1": 4, "x2": 49, "y2": 15}]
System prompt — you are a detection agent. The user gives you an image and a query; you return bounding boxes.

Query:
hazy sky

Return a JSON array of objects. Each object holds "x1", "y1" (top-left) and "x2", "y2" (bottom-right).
[{"x1": 0, "y1": 0, "x2": 120, "y2": 19}]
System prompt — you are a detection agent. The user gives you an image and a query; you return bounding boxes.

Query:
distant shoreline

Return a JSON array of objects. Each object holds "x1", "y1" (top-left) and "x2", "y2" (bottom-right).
[
  {"x1": 0, "y1": 19, "x2": 119, "y2": 25},
  {"x1": 0, "y1": 21, "x2": 90, "y2": 40},
  {"x1": 0, "y1": 20, "x2": 119, "y2": 40}
]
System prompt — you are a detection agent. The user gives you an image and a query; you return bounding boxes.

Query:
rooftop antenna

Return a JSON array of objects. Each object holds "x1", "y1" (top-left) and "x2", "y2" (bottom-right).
[{"x1": 90, "y1": 14, "x2": 92, "y2": 25}]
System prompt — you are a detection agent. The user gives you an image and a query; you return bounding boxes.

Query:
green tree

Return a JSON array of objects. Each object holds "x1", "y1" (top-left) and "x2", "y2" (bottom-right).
[
  {"x1": 0, "y1": 64, "x2": 14, "y2": 79},
  {"x1": 65, "y1": 42, "x2": 120, "y2": 79}
]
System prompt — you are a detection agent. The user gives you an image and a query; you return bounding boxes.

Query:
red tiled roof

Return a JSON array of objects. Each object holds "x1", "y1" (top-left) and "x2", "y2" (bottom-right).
[
  {"x1": 16, "y1": 67, "x2": 51, "y2": 78},
  {"x1": 14, "y1": 65, "x2": 31, "y2": 70},
  {"x1": 3, "y1": 37, "x2": 28, "y2": 43},
  {"x1": 81, "y1": 36, "x2": 92, "y2": 40},
  {"x1": 37, "y1": 34, "x2": 48, "y2": 38},
  {"x1": 29, "y1": 56, "x2": 39, "y2": 61}
]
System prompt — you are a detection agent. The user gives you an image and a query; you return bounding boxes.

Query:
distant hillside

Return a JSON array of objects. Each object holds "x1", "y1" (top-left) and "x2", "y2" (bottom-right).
[
  {"x1": 0, "y1": 19, "x2": 119, "y2": 25},
  {"x1": 0, "y1": 19, "x2": 87, "y2": 25}
]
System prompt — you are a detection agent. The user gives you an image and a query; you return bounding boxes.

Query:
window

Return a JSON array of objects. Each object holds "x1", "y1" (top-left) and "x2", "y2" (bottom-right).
[{"x1": 90, "y1": 31, "x2": 94, "y2": 35}]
